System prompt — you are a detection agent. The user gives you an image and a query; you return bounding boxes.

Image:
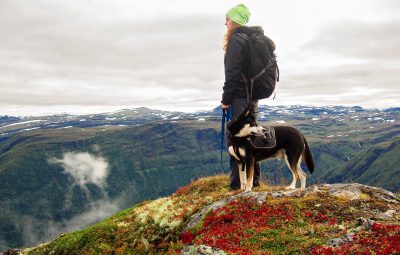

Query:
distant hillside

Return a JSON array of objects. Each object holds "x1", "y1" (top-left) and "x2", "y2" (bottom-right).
[
  {"x1": 322, "y1": 138, "x2": 400, "y2": 190},
  {"x1": 7, "y1": 175, "x2": 400, "y2": 255},
  {"x1": 0, "y1": 105, "x2": 399, "y2": 251},
  {"x1": 0, "y1": 122, "x2": 221, "y2": 251}
]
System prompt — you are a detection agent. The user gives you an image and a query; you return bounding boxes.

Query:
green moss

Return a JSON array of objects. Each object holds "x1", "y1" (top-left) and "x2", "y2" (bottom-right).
[
  {"x1": 20, "y1": 175, "x2": 400, "y2": 255},
  {"x1": 24, "y1": 175, "x2": 232, "y2": 255},
  {"x1": 28, "y1": 221, "x2": 119, "y2": 255}
]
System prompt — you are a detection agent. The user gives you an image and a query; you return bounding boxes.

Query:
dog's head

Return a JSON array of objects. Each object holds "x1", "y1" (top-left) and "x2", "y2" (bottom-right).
[{"x1": 227, "y1": 103, "x2": 266, "y2": 137}]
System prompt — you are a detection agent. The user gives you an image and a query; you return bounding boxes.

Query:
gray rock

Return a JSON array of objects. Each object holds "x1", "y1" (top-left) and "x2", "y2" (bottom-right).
[
  {"x1": 376, "y1": 209, "x2": 397, "y2": 220},
  {"x1": 184, "y1": 199, "x2": 229, "y2": 231},
  {"x1": 356, "y1": 217, "x2": 375, "y2": 230},
  {"x1": 321, "y1": 183, "x2": 400, "y2": 203},
  {"x1": 181, "y1": 245, "x2": 227, "y2": 255},
  {"x1": 384, "y1": 209, "x2": 396, "y2": 217},
  {"x1": 326, "y1": 233, "x2": 355, "y2": 247}
]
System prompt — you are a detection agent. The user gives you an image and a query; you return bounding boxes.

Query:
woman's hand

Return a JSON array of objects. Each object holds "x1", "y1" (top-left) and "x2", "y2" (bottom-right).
[{"x1": 222, "y1": 104, "x2": 230, "y2": 110}]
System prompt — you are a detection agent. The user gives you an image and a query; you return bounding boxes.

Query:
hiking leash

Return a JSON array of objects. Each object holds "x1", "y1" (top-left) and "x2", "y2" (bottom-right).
[{"x1": 220, "y1": 108, "x2": 232, "y2": 172}]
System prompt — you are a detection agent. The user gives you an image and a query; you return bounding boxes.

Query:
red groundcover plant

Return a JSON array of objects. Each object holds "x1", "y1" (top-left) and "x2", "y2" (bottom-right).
[
  {"x1": 189, "y1": 198, "x2": 291, "y2": 255},
  {"x1": 181, "y1": 198, "x2": 400, "y2": 255},
  {"x1": 311, "y1": 223, "x2": 400, "y2": 255},
  {"x1": 182, "y1": 198, "x2": 318, "y2": 254}
]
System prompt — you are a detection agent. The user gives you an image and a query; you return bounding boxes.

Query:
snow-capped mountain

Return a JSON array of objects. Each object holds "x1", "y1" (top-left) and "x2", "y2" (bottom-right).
[{"x1": 0, "y1": 105, "x2": 398, "y2": 137}]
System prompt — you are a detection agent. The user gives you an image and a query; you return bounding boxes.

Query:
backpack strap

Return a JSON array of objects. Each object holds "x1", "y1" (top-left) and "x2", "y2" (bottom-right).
[
  {"x1": 241, "y1": 72, "x2": 261, "y2": 104},
  {"x1": 241, "y1": 72, "x2": 250, "y2": 104},
  {"x1": 253, "y1": 68, "x2": 266, "y2": 80},
  {"x1": 235, "y1": 33, "x2": 249, "y2": 40},
  {"x1": 272, "y1": 64, "x2": 279, "y2": 100},
  {"x1": 276, "y1": 64, "x2": 280, "y2": 82}
]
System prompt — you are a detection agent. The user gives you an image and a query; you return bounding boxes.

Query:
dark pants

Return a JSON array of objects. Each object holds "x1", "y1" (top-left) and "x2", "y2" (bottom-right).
[{"x1": 228, "y1": 98, "x2": 261, "y2": 190}]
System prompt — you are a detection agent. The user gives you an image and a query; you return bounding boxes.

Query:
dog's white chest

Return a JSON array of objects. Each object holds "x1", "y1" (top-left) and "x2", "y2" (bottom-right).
[{"x1": 228, "y1": 146, "x2": 245, "y2": 160}]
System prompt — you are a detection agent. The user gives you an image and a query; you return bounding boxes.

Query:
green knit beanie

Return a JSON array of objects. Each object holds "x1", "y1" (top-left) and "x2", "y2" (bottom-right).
[{"x1": 226, "y1": 4, "x2": 251, "y2": 26}]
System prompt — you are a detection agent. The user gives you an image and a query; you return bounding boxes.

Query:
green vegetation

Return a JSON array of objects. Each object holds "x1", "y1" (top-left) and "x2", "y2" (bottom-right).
[
  {"x1": 24, "y1": 175, "x2": 232, "y2": 255},
  {"x1": 0, "y1": 115, "x2": 399, "y2": 251},
  {"x1": 21, "y1": 175, "x2": 400, "y2": 255},
  {"x1": 322, "y1": 138, "x2": 400, "y2": 190},
  {"x1": 0, "y1": 123, "x2": 225, "y2": 251}
]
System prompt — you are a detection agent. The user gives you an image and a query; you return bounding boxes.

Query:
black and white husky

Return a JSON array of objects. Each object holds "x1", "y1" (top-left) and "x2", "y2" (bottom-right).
[{"x1": 227, "y1": 103, "x2": 315, "y2": 192}]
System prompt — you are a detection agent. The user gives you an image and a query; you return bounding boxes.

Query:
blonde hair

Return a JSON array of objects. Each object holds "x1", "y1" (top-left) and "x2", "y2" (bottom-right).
[
  {"x1": 223, "y1": 29, "x2": 235, "y2": 53},
  {"x1": 223, "y1": 21, "x2": 240, "y2": 53}
]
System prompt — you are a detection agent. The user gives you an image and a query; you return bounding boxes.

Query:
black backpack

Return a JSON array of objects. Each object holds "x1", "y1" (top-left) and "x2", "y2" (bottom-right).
[{"x1": 238, "y1": 33, "x2": 279, "y2": 101}]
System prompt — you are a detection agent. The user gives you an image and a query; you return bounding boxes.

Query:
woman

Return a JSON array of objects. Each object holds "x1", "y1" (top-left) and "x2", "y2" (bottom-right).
[{"x1": 221, "y1": 4, "x2": 264, "y2": 190}]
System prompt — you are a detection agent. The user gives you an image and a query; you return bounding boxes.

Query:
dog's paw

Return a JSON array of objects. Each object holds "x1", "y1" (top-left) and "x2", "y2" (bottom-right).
[
  {"x1": 245, "y1": 186, "x2": 252, "y2": 192},
  {"x1": 284, "y1": 185, "x2": 296, "y2": 191}
]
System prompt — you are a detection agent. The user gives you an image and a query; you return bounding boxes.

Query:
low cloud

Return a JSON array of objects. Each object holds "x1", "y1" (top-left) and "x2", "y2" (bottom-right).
[
  {"x1": 20, "y1": 195, "x2": 127, "y2": 247},
  {"x1": 16, "y1": 151, "x2": 127, "y2": 248},
  {"x1": 48, "y1": 152, "x2": 109, "y2": 188}
]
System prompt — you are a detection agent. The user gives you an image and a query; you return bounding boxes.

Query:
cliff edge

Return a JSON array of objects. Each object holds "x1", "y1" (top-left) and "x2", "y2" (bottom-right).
[{"x1": 3, "y1": 175, "x2": 400, "y2": 255}]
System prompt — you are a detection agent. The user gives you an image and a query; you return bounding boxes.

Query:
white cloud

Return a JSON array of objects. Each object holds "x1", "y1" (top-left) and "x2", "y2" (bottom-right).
[
  {"x1": 48, "y1": 152, "x2": 109, "y2": 188},
  {"x1": 21, "y1": 195, "x2": 127, "y2": 247},
  {"x1": 19, "y1": 150, "x2": 127, "y2": 249},
  {"x1": 0, "y1": 0, "x2": 399, "y2": 116}
]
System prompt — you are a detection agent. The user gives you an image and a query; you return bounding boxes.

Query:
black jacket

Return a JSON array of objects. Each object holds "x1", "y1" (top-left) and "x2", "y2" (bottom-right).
[{"x1": 221, "y1": 26, "x2": 265, "y2": 105}]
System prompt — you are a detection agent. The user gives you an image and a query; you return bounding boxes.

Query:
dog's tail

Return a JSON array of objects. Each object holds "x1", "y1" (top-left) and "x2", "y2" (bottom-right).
[{"x1": 303, "y1": 138, "x2": 315, "y2": 174}]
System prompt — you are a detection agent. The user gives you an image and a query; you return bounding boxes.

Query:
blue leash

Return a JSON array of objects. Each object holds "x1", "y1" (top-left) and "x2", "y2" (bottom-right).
[{"x1": 220, "y1": 108, "x2": 232, "y2": 172}]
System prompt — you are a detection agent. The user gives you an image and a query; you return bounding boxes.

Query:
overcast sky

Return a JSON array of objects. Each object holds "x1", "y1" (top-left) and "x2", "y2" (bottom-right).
[{"x1": 0, "y1": 0, "x2": 399, "y2": 116}]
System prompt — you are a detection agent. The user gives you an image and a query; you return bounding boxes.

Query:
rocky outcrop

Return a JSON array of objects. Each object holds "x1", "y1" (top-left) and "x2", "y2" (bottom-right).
[
  {"x1": 6, "y1": 178, "x2": 400, "y2": 255},
  {"x1": 181, "y1": 245, "x2": 227, "y2": 255},
  {"x1": 181, "y1": 183, "x2": 400, "y2": 255}
]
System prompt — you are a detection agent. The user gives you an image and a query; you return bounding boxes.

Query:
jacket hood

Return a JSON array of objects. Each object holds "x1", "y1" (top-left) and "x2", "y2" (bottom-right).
[{"x1": 234, "y1": 26, "x2": 264, "y2": 36}]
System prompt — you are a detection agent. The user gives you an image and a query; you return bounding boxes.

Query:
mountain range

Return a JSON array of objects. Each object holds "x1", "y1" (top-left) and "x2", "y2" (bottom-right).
[
  {"x1": 1, "y1": 105, "x2": 398, "y2": 136},
  {"x1": 0, "y1": 105, "x2": 399, "y2": 251}
]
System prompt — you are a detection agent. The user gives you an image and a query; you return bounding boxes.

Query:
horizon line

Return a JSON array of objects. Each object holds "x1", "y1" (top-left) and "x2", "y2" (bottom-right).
[{"x1": 1, "y1": 104, "x2": 399, "y2": 118}]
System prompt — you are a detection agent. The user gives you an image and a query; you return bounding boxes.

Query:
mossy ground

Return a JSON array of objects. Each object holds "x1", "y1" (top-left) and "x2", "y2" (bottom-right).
[
  {"x1": 24, "y1": 175, "x2": 232, "y2": 255},
  {"x1": 23, "y1": 176, "x2": 400, "y2": 255}
]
